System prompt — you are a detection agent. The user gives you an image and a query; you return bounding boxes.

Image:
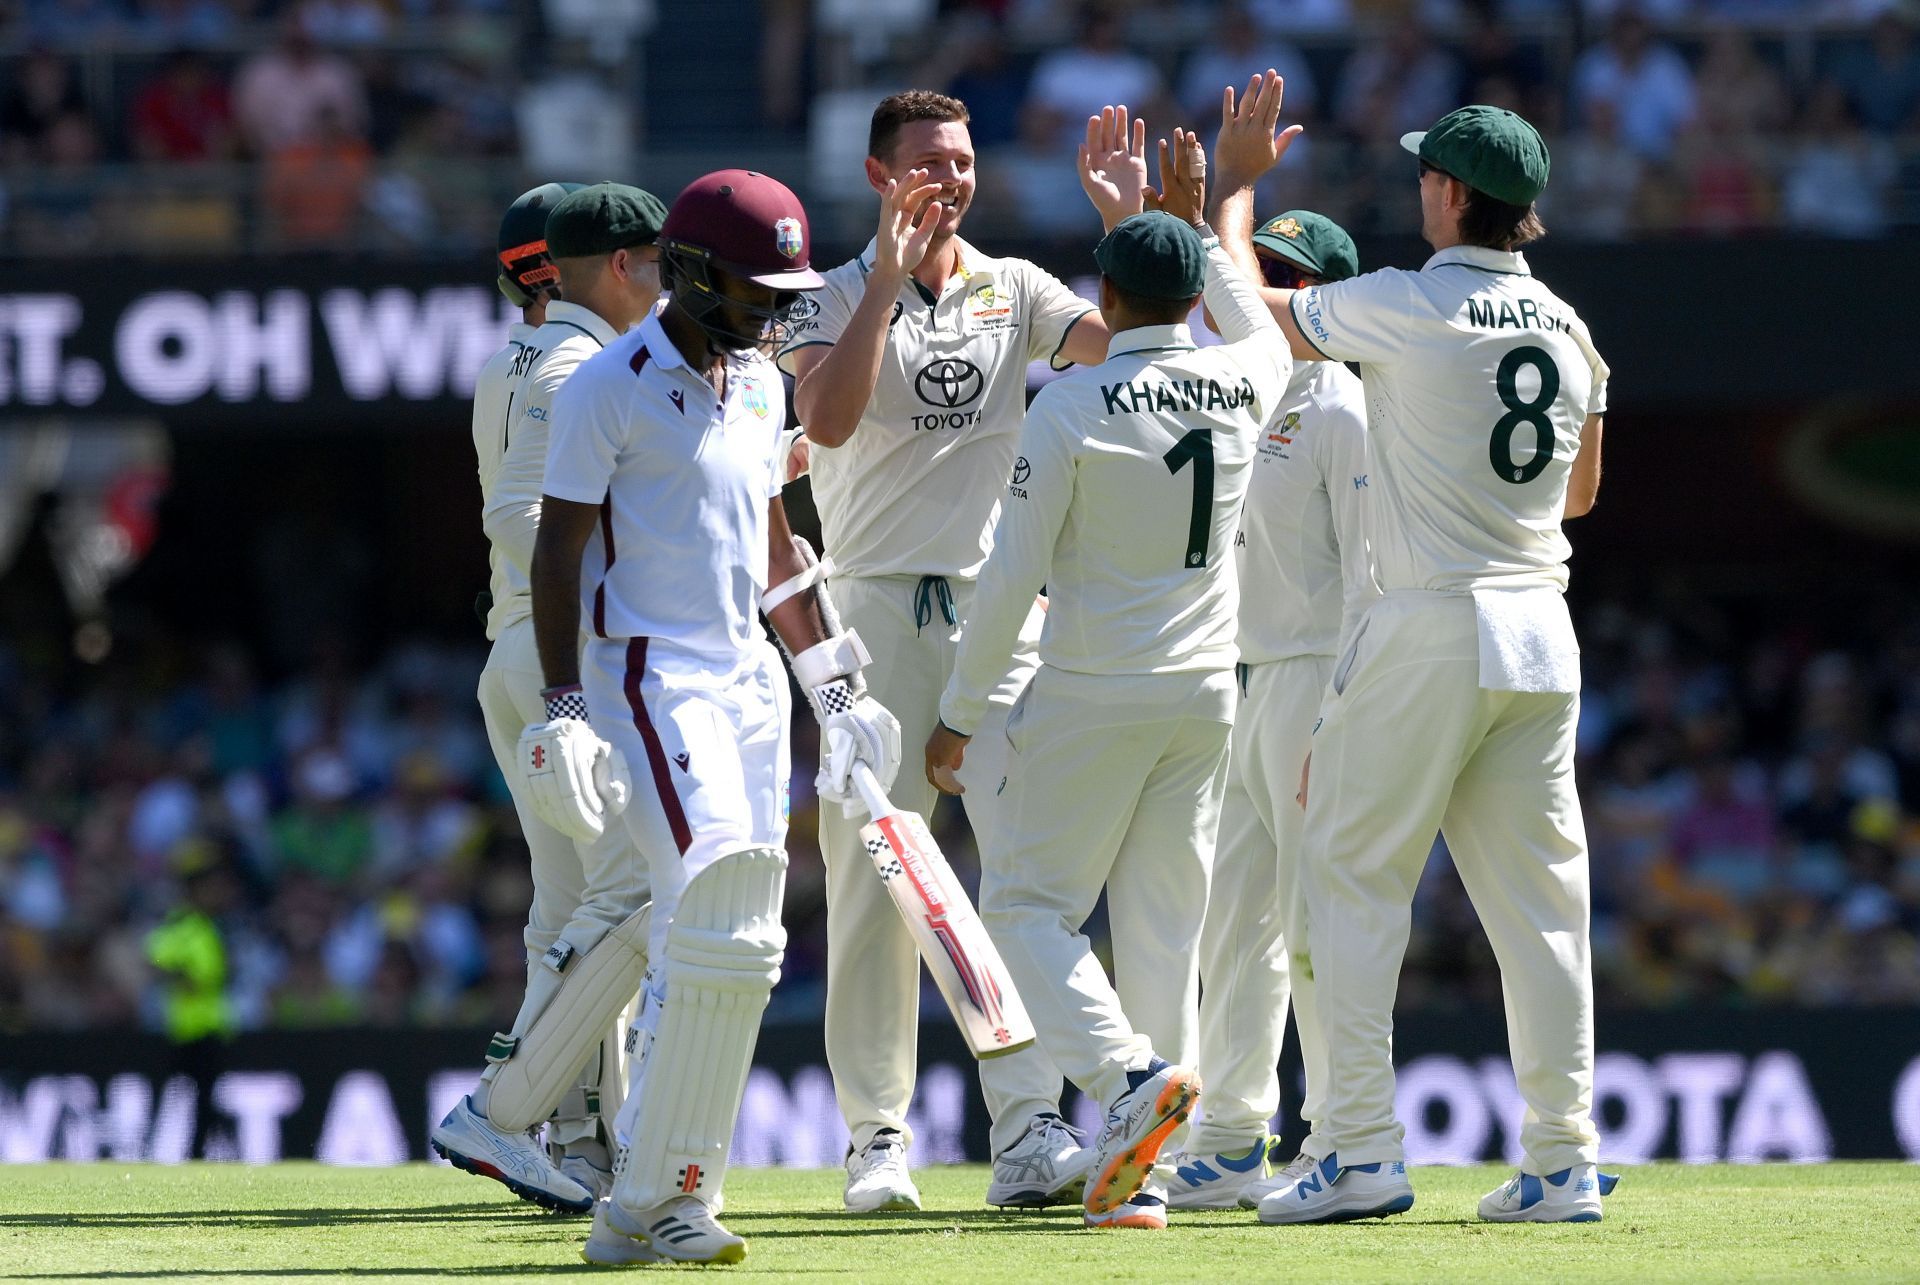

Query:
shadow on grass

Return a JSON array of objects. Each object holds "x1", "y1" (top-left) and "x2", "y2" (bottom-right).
[{"x1": 0, "y1": 1204, "x2": 562, "y2": 1230}]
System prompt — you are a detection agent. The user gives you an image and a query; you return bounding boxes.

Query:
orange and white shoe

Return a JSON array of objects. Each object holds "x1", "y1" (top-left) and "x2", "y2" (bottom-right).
[
  {"x1": 1084, "y1": 1184, "x2": 1168, "y2": 1230},
  {"x1": 1084, "y1": 1059, "x2": 1201, "y2": 1216}
]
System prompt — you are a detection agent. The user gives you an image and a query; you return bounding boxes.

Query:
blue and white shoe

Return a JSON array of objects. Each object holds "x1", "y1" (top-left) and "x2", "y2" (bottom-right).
[
  {"x1": 430, "y1": 1096, "x2": 594, "y2": 1214},
  {"x1": 1478, "y1": 1164, "x2": 1613, "y2": 1223},
  {"x1": 1255, "y1": 1152, "x2": 1414, "y2": 1225},
  {"x1": 1165, "y1": 1135, "x2": 1273, "y2": 1210},
  {"x1": 1237, "y1": 1148, "x2": 1318, "y2": 1210}
]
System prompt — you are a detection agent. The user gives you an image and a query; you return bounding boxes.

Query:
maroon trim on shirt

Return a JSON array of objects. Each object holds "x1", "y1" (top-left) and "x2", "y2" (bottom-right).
[
  {"x1": 592, "y1": 497, "x2": 615, "y2": 638},
  {"x1": 623, "y1": 637, "x2": 692, "y2": 855},
  {"x1": 630, "y1": 345, "x2": 651, "y2": 375}
]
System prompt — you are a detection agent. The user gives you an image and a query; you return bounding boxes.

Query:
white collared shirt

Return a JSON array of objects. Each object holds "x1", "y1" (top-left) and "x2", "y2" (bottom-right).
[
  {"x1": 473, "y1": 320, "x2": 538, "y2": 640},
  {"x1": 776, "y1": 237, "x2": 1095, "y2": 580},
  {"x1": 481, "y1": 301, "x2": 626, "y2": 637},
  {"x1": 543, "y1": 309, "x2": 786, "y2": 658},
  {"x1": 1236, "y1": 358, "x2": 1378, "y2": 664},
  {"x1": 1291, "y1": 245, "x2": 1609, "y2": 594},
  {"x1": 941, "y1": 246, "x2": 1290, "y2": 734}
]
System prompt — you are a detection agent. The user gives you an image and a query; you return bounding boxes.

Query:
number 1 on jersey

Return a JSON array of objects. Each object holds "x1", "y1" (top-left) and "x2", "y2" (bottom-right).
[{"x1": 1163, "y1": 429, "x2": 1214, "y2": 568}]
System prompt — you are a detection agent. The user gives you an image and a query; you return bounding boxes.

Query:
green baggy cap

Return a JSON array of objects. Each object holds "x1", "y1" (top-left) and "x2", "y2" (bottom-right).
[
  {"x1": 1094, "y1": 211, "x2": 1206, "y2": 301},
  {"x1": 1251, "y1": 210, "x2": 1359, "y2": 282},
  {"x1": 545, "y1": 182, "x2": 668, "y2": 258},
  {"x1": 1401, "y1": 105, "x2": 1550, "y2": 206}
]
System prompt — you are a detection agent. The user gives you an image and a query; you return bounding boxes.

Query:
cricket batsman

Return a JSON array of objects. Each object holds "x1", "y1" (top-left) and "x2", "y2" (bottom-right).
[
  {"x1": 1165, "y1": 203, "x2": 1376, "y2": 1212},
  {"x1": 1207, "y1": 79, "x2": 1612, "y2": 1223},
  {"x1": 927, "y1": 116, "x2": 1290, "y2": 1230},
  {"x1": 517, "y1": 169, "x2": 903, "y2": 1266},
  {"x1": 776, "y1": 90, "x2": 1114, "y2": 1212},
  {"x1": 433, "y1": 183, "x2": 667, "y2": 1209}
]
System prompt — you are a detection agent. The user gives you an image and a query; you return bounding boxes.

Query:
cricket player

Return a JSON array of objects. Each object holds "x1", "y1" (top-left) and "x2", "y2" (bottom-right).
[
  {"x1": 1207, "y1": 82, "x2": 1611, "y2": 1223},
  {"x1": 776, "y1": 90, "x2": 1114, "y2": 1212},
  {"x1": 433, "y1": 182, "x2": 667, "y2": 1211},
  {"x1": 927, "y1": 120, "x2": 1291, "y2": 1230},
  {"x1": 1165, "y1": 207, "x2": 1375, "y2": 1211},
  {"x1": 517, "y1": 168, "x2": 902, "y2": 1266}
]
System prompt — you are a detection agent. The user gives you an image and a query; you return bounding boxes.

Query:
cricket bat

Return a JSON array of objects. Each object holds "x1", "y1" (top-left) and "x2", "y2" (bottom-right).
[{"x1": 851, "y1": 761, "x2": 1036, "y2": 1059}]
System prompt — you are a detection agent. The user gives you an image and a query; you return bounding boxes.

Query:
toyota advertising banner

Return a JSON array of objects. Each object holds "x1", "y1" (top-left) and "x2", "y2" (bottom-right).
[{"x1": 4, "y1": 1010, "x2": 1918, "y2": 1166}]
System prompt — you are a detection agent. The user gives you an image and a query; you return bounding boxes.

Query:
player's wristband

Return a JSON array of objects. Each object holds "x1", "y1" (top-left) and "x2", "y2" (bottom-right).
[{"x1": 541, "y1": 683, "x2": 588, "y2": 722}]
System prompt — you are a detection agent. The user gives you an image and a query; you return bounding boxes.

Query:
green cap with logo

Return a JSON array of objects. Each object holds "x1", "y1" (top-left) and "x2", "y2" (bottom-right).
[
  {"x1": 1401, "y1": 105, "x2": 1550, "y2": 207},
  {"x1": 1095, "y1": 210, "x2": 1206, "y2": 301},
  {"x1": 544, "y1": 182, "x2": 668, "y2": 258},
  {"x1": 1252, "y1": 210, "x2": 1359, "y2": 282}
]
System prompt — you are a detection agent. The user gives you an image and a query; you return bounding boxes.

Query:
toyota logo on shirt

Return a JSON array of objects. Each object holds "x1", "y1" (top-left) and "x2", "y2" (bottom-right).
[{"x1": 915, "y1": 358, "x2": 984, "y2": 409}]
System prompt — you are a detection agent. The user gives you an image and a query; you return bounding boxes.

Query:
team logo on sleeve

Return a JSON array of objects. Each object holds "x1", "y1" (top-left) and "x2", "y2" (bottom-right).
[
  {"x1": 774, "y1": 217, "x2": 804, "y2": 261},
  {"x1": 741, "y1": 376, "x2": 770, "y2": 418}
]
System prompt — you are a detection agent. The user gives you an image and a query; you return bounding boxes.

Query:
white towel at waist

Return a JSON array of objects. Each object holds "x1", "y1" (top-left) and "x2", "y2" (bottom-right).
[{"x1": 1472, "y1": 586, "x2": 1580, "y2": 694}]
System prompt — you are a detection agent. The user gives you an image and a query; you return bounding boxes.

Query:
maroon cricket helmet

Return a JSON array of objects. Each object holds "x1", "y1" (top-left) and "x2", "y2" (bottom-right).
[{"x1": 658, "y1": 169, "x2": 825, "y2": 291}]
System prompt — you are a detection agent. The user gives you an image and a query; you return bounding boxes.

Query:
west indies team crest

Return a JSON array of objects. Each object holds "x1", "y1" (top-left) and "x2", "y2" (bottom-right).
[
  {"x1": 741, "y1": 376, "x2": 770, "y2": 418},
  {"x1": 774, "y1": 216, "x2": 804, "y2": 261}
]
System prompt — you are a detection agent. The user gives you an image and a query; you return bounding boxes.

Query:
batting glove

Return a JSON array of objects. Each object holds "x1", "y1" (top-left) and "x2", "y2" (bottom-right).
[
  {"x1": 519, "y1": 685, "x2": 631, "y2": 843},
  {"x1": 815, "y1": 680, "x2": 903, "y2": 811}
]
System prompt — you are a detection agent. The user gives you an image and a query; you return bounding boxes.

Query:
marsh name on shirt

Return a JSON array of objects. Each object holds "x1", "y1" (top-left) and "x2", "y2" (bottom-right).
[
  {"x1": 1098, "y1": 374, "x2": 1259, "y2": 417},
  {"x1": 1463, "y1": 297, "x2": 1573, "y2": 334}
]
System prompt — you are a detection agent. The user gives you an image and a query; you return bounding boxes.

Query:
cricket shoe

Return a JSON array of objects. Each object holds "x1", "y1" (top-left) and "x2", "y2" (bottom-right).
[
  {"x1": 987, "y1": 1113, "x2": 1093, "y2": 1209},
  {"x1": 559, "y1": 1149, "x2": 614, "y2": 1201},
  {"x1": 1255, "y1": 1152, "x2": 1414, "y2": 1225},
  {"x1": 585, "y1": 1196, "x2": 746, "y2": 1266},
  {"x1": 1084, "y1": 1179, "x2": 1169, "y2": 1230},
  {"x1": 1237, "y1": 1147, "x2": 1319, "y2": 1210},
  {"x1": 1084, "y1": 1059, "x2": 1201, "y2": 1216},
  {"x1": 430, "y1": 1096, "x2": 593, "y2": 1214},
  {"x1": 1478, "y1": 1164, "x2": 1614, "y2": 1223},
  {"x1": 844, "y1": 1130, "x2": 921, "y2": 1212},
  {"x1": 1165, "y1": 1134, "x2": 1273, "y2": 1210}
]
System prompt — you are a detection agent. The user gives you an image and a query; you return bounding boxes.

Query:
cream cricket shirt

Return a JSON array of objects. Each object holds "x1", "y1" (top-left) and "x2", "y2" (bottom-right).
[
  {"x1": 473, "y1": 321, "x2": 538, "y2": 641},
  {"x1": 543, "y1": 309, "x2": 785, "y2": 659},
  {"x1": 1290, "y1": 245, "x2": 1608, "y2": 594},
  {"x1": 776, "y1": 238, "x2": 1095, "y2": 580},
  {"x1": 482, "y1": 301, "x2": 624, "y2": 637},
  {"x1": 941, "y1": 246, "x2": 1290, "y2": 735},
  {"x1": 1236, "y1": 359, "x2": 1378, "y2": 665}
]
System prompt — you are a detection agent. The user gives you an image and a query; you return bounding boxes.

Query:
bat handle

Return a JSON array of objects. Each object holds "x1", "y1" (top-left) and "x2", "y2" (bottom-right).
[{"x1": 850, "y1": 760, "x2": 895, "y2": 821}]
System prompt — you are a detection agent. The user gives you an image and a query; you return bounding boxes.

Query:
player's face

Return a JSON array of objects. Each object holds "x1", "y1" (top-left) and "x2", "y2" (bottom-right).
[
  {"x1": 712, "y1": 270, "x2": 814, "y2": 350},
  {"x1": 887, "y1": 119, "x2": 975, "y2": 236},
  {"x1": 621, "y1": 244, "x2": 663, "y2": 307},
  {"x1": 1417, "y1": 163, "x2": 1455, "y2": 247},
  {"x1": 1255, "y1": 250, "x2": 1321, "y2": 291}
]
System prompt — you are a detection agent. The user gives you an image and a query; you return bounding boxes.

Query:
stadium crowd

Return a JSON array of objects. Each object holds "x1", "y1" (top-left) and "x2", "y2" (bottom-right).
[
  {"x1": 2, "y1": 586, "x2": 1918, "y2": 1037},
  {"x1": 2, "y1": 0, "x2": 1919, "y2": 252}
]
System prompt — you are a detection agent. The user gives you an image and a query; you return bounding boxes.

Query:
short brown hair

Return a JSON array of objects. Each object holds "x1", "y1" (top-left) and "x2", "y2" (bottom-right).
[
  {"x1": 869, "y1": 91, "x2": 969, "y2": 161},
  {"x1": 1459, "y1": 186, "x2": 1547, "y2": 251}
]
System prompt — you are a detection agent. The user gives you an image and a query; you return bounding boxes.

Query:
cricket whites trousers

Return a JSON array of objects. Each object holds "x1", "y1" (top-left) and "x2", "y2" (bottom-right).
[
  {"x1": 478, "y1": 617, "x2": 648, "y2": 1145},
  {"x1": 981, "y1": 664, "x2": 1234, "y2": 1111},
  {"x1": 817, "y1": 572, "x2": 1065, "y2": 1160},
  {"x1": 1192, "y1": 653, "x2": 1334, "y2": 1158},
  {"x1": 1302, "y1": 591, "x2": 1600, "y2": 1174}
]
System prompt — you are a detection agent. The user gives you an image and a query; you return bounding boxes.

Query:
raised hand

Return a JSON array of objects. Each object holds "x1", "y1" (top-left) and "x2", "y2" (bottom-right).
[
  {"x1": 875, "y1": 168, "x2": 945, "y2": 283},
  {"x1": 1148, "y1": 127, "x2": 1208, "y2": 226},
  {"x1": 1214, "y1": 70, "x2": 1304, "y2": 190},
  {"x1": 1077, "y1": 104, "x2": 1151, "y2": 231}
]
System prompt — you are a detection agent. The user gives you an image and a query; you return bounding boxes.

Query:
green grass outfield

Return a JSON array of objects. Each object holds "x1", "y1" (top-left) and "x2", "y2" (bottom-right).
[{"x1": 2, "y1": 1162, "x2": 1917, "y2": 1282}]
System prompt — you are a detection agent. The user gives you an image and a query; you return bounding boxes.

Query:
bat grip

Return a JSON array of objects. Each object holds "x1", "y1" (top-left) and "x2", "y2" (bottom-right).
[{"x1": 850, "y1": 760, "x2": 895, "y2": 821}]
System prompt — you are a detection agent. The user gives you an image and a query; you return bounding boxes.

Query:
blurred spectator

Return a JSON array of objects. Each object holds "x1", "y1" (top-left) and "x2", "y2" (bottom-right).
[
  {"x1": 1572, "y1": 8, "x2": 1698, "y2": 161},
  {"x1": 27, "y1": 0, "x2": 128, "y2": 48},
  {"x1": 1669, "y1": 753, "x2": 1777, "y2": 901},
  {"x1": 1456, "y1": 10, "x2": 1551, "y2": 127},
  {"x1": 1782, "y1": 83, "x2": 1895, "y2": 237},
  {"x1": 129, "y1": 49, "x2": 235, "y2": 162},
  {"x1": 1026, "y1": 6, "x2": 1164, "y2": 150},
  {"x1": 1676, "y1": 92, "x2": 1775, "y2": 235},
  {"x1": 1334, "y1": 21, "x2": 1461, "y2": 139},
  {"x1": 937, "y1": 20, "x2": 1027, "y2": 149},
  {"x1": 297, "y1": 0, "x2": 391, "y2": 47},
  {"x1": 1247, "y1": 0, "x2": 1351, "y2": 31},
  {"x1": 232, "y1": 14, "x2": 368, "y2": 156},
  {"x1": 1178, "y1": 3, "x2": 1318, "y2": 124},
  {"x1": 1837, "y1": 10, "x2": 1920, "y2": 133},
  {"x1": 0, "y1": 50, "x2": 86, "y2": 165},
  {"x1": 259, "y1": 101, "x2": 372, "y2": 245},
  {"x1": 127, "y1": 0, "x2": 235, "y2": 47},
  {"x1": 9, "y1": 109, "x2": 104, "y2": 253},
  {"x1": 1549, "y1": 96, "x2": 1644, "y2": 240},
  {"x1": 270, "y1": 747, "x2": 371, "y2": 883},
  {"x1": 1694, "y1": 25, "x2": 1791, "y2": 136},
  {"x1": 980, "y1": 101, "x2": 1106, "y2": 239}
]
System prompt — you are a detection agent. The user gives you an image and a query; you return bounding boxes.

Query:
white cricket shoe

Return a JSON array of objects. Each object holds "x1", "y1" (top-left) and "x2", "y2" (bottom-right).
[
  {"x1": 844, "y1": 1131, "x2": 921, "y2": 1212},
  {"x1": 1237, "y1": 1147, "x2": 1318, "y2": 1209},
  {"x1": 1084, "y1": 1176, "x2": 1169, "y2": 1230},
  {"x1": 1256, "y1": 1152, "x2": 1414, "y2": 1225},
  {"x1": 586, "y1": 1196, "x2": 746, "y2": 1266},
  {"x1": 559, "y1": 1149, "x2": 614, "y2": 1201},
  {"x1": 1478, "y1": 1164, "x2": 1609, "y2": 1223},
  {"x1": 1165, "y1": 1134, "x2": 1272, "y2": 1210},
  {"x1": 430, "y1": 1095, "x2": 594, "y2": 1214},
  {"x1": 1084, "y1": 1058, "x2": 1201, "y2": 1216},
  {"x1": 987, "y1": 1112, "x2": 1093, "y2": 1208}
]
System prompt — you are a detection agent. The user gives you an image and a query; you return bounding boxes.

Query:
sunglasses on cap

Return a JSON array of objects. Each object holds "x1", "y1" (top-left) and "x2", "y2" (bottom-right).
[{"x1": 1259, "y1": 256, "x2": 1312, "y2": 290}]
